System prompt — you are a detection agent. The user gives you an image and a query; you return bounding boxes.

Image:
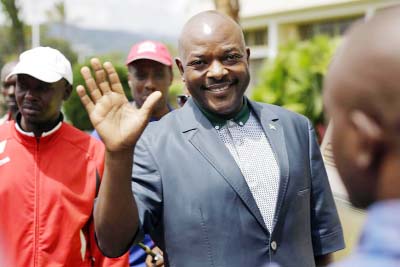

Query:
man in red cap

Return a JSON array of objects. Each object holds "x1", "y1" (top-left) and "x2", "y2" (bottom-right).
[
  {"x1": 126, "y1": 40, "x2": 173, "y2": 120},
  {"x1": 91, "y1": 40, "x2": 173, "y2": 267},
  {"x1": 126, "y1": 40, "x2": 172, "y2": 267}
]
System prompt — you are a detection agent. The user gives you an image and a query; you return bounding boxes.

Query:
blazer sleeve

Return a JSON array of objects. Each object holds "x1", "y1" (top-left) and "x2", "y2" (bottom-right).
[
  {"x1": 308, "y1": 120, "x2": 345, "y2": 256},
  {"x1": 131, "y1": 134, "x2": 163, "y2": 245}
]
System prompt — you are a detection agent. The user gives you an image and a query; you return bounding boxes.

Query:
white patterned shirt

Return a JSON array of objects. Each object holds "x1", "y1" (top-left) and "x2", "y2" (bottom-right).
[{"x1": 215, "y1": 112, "x2": 280, "y2": 232}]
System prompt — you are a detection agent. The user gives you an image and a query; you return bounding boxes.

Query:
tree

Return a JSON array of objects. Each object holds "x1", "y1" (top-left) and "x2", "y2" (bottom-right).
[
  {"x1": 213, "y1": 0, "x2": 240, "y2": 22},
  {"x1": 252, "y1": 35, "x2": 340, "y2": 141},
  {"x1": 0, "y1": 0, "x2": 26, "y2": 53},
  {"x1": 46, "y1": 1, "x2": 66, "y2": 24},
  {"x1": 45, "y1": 0, "x2": 68, "y2": 39}
]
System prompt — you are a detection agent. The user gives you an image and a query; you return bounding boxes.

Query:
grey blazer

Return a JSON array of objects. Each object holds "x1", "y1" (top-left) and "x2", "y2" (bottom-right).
[{"x1": 131, "y1": 98, "x2": 344, "y2": 267}]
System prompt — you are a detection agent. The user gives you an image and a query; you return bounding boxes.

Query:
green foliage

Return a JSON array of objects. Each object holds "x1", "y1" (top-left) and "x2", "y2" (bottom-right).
[
  {"x1": 0, "y1": 26, "x2": 19, "y2": 65},
  {"x1": 252, "y1": 35, "x2": 340, "y2": 126},
  {"x1": 63, "y1": 62, "x2": 131, "y2": 131},
  {"x1": 95, "y1": 52, "x2": 127, "y2": 66}
]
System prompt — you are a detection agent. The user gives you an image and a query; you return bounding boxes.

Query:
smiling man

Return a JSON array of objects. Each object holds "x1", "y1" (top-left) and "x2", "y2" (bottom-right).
[
  {"x1": 0, "y1": 47, "x2": 127, "y2": 267},
  {"x1": 78, "y1": 11, "x2": 344, "y2": 267}
]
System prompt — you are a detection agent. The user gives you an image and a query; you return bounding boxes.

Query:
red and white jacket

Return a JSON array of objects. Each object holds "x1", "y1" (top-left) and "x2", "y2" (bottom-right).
[{"x1": 0, "y1": 120, "x2": 128, "y2": 267}]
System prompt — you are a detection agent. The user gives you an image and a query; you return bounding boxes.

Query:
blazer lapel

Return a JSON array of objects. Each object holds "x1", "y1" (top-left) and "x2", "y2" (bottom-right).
[
  {"x1": 179, "y1": 99, "x2": 268, "y2": 232},
  {"x1": 250, "y1": 101, "x2": 290, "y2": 229}
]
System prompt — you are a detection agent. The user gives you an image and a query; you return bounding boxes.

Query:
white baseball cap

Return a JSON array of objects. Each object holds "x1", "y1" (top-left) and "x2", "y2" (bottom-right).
[{"x1": 8, "y1": 46, "x2": 73, "y2": 85}]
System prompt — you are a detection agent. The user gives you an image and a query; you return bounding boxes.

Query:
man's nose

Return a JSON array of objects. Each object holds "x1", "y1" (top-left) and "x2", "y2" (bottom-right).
[
  {"x1": 206, "y1": 60, "x2": 228, "y2": 80},
  {"x1": 24, "y1": 88, "x2": 39, "y2": 100},
  {"x1": 144, "y1": 77, "x2": 156, "y2": 92}
]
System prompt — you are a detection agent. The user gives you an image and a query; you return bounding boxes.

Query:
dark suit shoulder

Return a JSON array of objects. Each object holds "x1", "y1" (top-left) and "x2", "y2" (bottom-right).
[{"x1": 250, "y1": 101, "x2": 310, "y2": 129}]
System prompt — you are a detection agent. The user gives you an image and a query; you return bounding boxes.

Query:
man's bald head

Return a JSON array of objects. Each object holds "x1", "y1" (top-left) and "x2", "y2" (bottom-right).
[
  {"x1": 324, "y1": 7, "x2": 400, "y2": 132},
  {"x1": 178, "y1": 10, "x2": 246, "y2": 59},
  {"x1": 1, "y1": 61, "x2": 17, "y2": 83},
  {"x1": 1, "y1": 60, "x2": 18, "y2": 116},
  {"x1": 324, "y1": 6, "x2": 400, "y2": 208}
]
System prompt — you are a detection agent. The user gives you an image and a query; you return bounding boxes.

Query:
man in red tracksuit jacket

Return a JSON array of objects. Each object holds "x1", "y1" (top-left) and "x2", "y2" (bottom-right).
[{"x1": 0, "y1": 46, "x2": 128, "y2": 267}]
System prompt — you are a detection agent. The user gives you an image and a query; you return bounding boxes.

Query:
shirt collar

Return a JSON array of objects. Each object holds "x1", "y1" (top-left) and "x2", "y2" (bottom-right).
[
  {"x1": 15, "y1": 112, "x2": 64, "y2": 137},
  {"x1": 197, "y1": 97, "x2": 250, "y2": 129}
]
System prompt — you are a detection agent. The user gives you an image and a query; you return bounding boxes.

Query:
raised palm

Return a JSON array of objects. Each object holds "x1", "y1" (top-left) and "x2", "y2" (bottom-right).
[{"x1": 77, "y1": 58, "x2": 161, "y2": 151}]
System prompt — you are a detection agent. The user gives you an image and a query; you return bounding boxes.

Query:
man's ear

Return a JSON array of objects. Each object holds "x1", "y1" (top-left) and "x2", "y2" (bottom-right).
[
  {"x1": 63, "y1": 83, "x2": 73, "y2": 101},
  {"x1": 246, "y1": 48, "x2": 250, "y2": 64},
  {"x1": 175, "y1": 57, "x2": 184, "y2": 76},
  {"x1": 350, "y1": 110, "x2": 383, "y2": 169}
]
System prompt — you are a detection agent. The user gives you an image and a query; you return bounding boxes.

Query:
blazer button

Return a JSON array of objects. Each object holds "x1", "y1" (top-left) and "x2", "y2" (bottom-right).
[{"x1": 270, "y1": 241, "x2": 277, "y2": 251}]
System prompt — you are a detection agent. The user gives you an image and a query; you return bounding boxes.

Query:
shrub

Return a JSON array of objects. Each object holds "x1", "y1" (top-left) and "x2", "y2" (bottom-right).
[{"x1": 252, "y1": 35, "x2": 340, "y2": 127}]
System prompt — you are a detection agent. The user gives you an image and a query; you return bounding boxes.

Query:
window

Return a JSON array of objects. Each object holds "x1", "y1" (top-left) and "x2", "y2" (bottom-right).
[
  {"x1": 244, "y1": 27, "x2": 268, "y2": 46},
  {"x1": 298, "y1": 16, "x2": 361, "y2": 40}
]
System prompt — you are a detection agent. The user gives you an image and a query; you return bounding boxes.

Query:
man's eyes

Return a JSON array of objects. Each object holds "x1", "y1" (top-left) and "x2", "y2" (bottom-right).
[
  {"x1": 225, "y1": 53, "x2": 242, "y2": 61},
  {"x1": 188, "y1": 54, "x2": 243, "y2": 67},
  {"x1": 16, "y1": 83, "x2": 28, "y2": 90},
  {"x1": 135, "y1": 73, "x2": 147, "y2": 80},
  {"x1": 134, "y1": 72, "x2": 165, "y2": 80},
  {"x1": 188, "y1": 60, "x2": 205, "y2": 66}
]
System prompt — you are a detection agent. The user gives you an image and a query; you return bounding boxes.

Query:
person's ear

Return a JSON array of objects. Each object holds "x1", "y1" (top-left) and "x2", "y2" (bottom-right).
[
  {"x1": 175, "y1": 57, "x2": 184, "y2": 77},
  {"x1": 350, "y1": 110, "x2": 383, "y2": 169},
  {"x1": 175, "y1": 58, "x2": 186, "y2": 84},
  {"x1": 63, "y1": 83, "x2": 72, "y2": 101},
  {"x1": 246, "y1": 48, "x2": 250, "y2": 65}
]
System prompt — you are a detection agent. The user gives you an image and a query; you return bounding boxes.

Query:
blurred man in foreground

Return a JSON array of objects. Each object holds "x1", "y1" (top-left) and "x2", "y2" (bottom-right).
[{"x1": 324, "y1": 6, "x2": 400, "y2": 267}]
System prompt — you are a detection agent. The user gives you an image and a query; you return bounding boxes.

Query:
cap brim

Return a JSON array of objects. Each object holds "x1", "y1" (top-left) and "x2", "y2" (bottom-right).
[
  {"x1": 125, "y1": 55, "x2": 172, "y2": 66},
  {"x1": 8, "y1": 64, "x2": 63, "y2": 83}
]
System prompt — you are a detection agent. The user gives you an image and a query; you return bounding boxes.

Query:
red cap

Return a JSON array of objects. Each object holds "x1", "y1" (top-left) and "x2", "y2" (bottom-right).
[{"x1": 126, "y1": 40, "x2": 173, "y2": 66}]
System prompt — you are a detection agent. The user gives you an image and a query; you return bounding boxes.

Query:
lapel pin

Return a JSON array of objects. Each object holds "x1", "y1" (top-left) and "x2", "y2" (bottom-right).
[{"x1": 269, "y1": 123, "x2": 276, "y2": 130}]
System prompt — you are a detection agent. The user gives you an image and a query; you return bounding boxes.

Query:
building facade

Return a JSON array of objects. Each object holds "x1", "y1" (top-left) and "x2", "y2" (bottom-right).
[{"x1": 240, "y1": 0, "x2": 400, "y2": 90}]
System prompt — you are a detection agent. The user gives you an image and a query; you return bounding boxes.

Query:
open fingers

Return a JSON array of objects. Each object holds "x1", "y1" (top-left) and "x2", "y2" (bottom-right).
[
  {"x1": 80, "y1": 66, "x2": 102, "y2": 103},
  {"x1": 91, "y1": 58, "x2": 111, "y2": 95},
  {"x1": 103, "y1": 61, "x2": 125, "y2": 94},
  {"x1": 76, "y1": 85, "x2": 95, "y2": 114}
]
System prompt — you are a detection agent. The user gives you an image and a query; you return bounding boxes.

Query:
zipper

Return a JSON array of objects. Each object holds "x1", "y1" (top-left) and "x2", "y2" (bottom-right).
[{"x1": 33, "y1": 137, "x2": 40, "y2": 267}]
